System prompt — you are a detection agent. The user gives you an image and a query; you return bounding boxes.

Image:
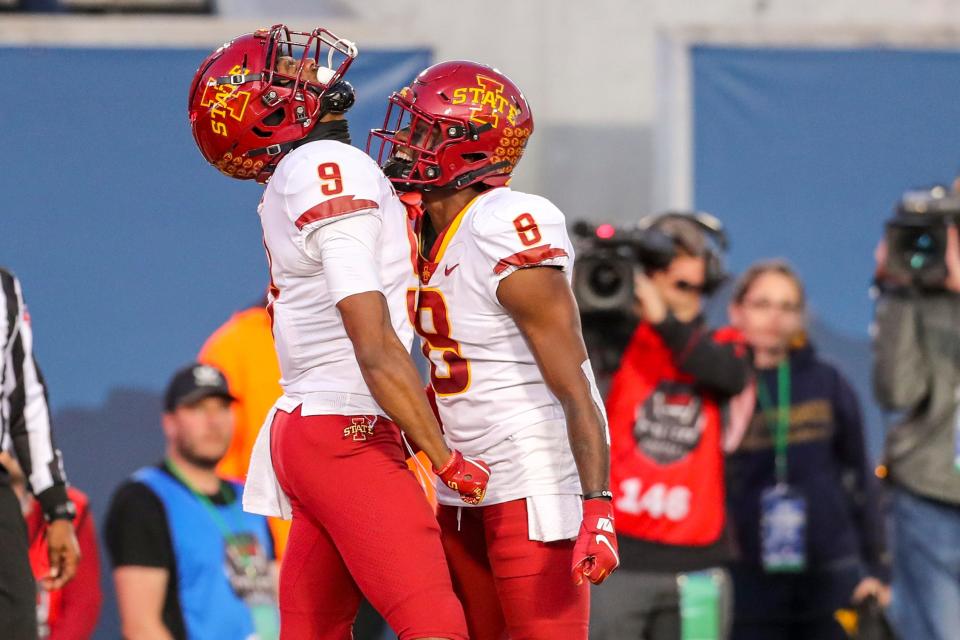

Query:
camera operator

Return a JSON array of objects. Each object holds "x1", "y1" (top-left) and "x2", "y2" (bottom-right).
[
  {"x1": 589, "y1": 213, "x2": 751, "y2": 640},
  {"x1": 873, "y1": 186, "x2": 960, "y2": 640}
]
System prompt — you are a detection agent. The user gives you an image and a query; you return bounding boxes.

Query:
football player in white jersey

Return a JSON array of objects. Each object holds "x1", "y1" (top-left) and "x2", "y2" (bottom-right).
[
  {"x1": 188, "y1": 27, "x2": 490, "y2": 640},
  {"x1": 368, "y1": 61, "x2": 620, "y2": 639}
]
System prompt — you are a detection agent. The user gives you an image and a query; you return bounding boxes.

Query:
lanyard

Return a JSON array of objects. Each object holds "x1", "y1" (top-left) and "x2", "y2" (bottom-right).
[
  {"x1": 165, "y1": 459, "x2": 242, "y2": 539},
  {"x1": 756, "y1": 360, "x2": 791, "y2": 485}
]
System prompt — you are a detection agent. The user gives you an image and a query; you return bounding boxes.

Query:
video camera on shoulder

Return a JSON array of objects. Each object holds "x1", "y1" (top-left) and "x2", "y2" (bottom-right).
[
  {"x1": 571, "y1": 212, "x2": 728, "y2": 315},
  {"x1": 884, "y1": 186, "x2": 960, "y2": 290},
  {"x1": 570, "y1": 221, "x2": 641, "y2": 315},
  {"x1": 570, "y1": 213, "x2": 728, "y2": 385}
]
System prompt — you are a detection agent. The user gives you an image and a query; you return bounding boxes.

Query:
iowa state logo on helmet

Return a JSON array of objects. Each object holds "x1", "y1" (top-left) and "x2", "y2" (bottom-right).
[
  {"x1": 450, "y1": 75, "x2": 521, "y2": 129},
  {"x1": 199, "y1": 64, "x2": 253, "y2": 138}
]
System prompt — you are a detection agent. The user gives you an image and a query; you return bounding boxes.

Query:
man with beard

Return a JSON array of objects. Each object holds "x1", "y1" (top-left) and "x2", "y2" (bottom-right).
[{"x1": 104, "y1": 363, "x2": 279, "y2": 640}]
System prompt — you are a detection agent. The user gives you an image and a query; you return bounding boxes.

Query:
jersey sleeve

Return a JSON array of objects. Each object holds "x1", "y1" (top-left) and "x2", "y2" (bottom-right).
[
  {"x1": 305, "y1": 212, "x2": 384, "y2": 304},
  {"x1": 279, "y1": 145, "x2": 384, "y2": 235},
  {"x1": 471, "y1": 196, "x2": 573, "y2": 289}
]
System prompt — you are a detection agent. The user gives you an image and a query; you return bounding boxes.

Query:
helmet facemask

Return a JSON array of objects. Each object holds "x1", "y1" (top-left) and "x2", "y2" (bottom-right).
[
  {"x1": 369, "y1": 88, "x2": 505, "y2": 192},
  {"x1": 188, "y1": 24, "x2": 358, "y2": 182}
]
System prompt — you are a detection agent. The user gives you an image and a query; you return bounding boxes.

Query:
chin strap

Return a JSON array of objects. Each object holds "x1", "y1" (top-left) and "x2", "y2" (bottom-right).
[
  {"x1": 248, "y1": 119, "x2": 351, "y2": 159},
  {"x1": 215, "y1": 72, "x2": 263, "y2": 86},
  {"x1": 450, "y1": 161, "x2": 511, "y2": 189}
]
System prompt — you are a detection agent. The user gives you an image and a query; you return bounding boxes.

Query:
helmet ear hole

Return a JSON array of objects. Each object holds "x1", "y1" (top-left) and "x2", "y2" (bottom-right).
[
  {"x1": 262, "y1": 108, "x2": 285, "y2": 127},
  {"x1": 460, "y1": 152, "x2": 487, "y2": 163}
]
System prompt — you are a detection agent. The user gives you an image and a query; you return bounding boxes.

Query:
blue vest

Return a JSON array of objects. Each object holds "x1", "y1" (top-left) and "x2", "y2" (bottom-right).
[{"x1": 134, "y1": 467, "x2": 273, "y2": 640}]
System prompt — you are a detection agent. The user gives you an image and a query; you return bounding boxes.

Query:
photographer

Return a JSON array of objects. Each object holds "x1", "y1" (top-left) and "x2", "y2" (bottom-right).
[
  {"x1": 873, "y1": 187, "x2": 960, "y2": 640},
  {"x1": 589, "y1": 213, "x2": 751, "y2": 640}
]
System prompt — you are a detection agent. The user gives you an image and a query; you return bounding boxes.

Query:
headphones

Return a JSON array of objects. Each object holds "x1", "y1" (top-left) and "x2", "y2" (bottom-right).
[{"x1": 635, "y1": 211, "x2": 729, "y2": 294}]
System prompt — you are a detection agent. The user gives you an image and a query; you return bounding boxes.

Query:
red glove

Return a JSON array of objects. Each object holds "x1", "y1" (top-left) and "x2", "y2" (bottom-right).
[
  {"x1": 434, "y1": 450, "x2": 491, "y2": 506},
  {"x1": 572, "y1": 498, "x2": 620, "y2": 585}
]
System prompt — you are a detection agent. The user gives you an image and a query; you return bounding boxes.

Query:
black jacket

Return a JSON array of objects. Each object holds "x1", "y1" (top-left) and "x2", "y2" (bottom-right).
[{"x1": 727, "y1": 343, "x2": 888, "y2": 579}]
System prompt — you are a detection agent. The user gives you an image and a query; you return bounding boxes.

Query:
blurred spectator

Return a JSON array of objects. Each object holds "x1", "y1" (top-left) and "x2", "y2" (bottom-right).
[
  {"x1": 0, "y1": 267, "x2": 80, "y2": 639},
  {"x1": 104, "y1": 363, "x2": 278, "y2": 640},
  {"x1": 726, "y1": 260, "x2": 889, "y2": 640},
  {"x1": 591, "y1": 214, "x2": 750, "y2": 640},
  {"x1": 0, "y1": 451, "x2": 101, "y2": 639},
  {"x1": 873, "y1": 222, "x2": 960, "y2": 640},
  {"x1": 197, "y1": 299, "x2": 290, "y2": 556}
]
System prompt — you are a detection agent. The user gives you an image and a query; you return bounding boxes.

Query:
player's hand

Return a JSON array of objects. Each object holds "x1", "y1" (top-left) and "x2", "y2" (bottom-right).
[
  {"x1": 44, "y1": 519, "x2": 80, "y2": 590},
  {"x1": 434, "y1": 450, "x2": 491, "y2": 506},
  {"x1": 572, "y1": 498, "x2": 619, "y2": 586}
]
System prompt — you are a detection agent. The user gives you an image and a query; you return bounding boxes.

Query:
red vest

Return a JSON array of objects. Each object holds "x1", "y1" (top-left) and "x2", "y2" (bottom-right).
[
  {"x1": 606, "y1": 323, "x2": 741, "y2": 546},
  {"x1": 27, "y1": 488, "x2": 89, "y2": 631}
]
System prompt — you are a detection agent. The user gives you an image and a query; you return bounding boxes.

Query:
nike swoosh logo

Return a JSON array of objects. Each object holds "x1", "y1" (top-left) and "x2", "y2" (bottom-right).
[
  {"x1": 444, "y1": 263, "x2": 460, "y2": 276},
  {"x1": 595, "y1": 534, "x2": 620, "y2": 567}
]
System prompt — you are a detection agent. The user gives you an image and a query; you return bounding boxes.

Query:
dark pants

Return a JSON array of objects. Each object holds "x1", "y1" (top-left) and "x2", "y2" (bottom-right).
[
  {"x1": 0, "y1": 482, "x2": 37, "y2": 640},
  {"x1": 730, "y1": 561, "x2": 860, "y2": 640},
  {"x1": 589, "y1": 568, "x2": 732, "y2": 640}
]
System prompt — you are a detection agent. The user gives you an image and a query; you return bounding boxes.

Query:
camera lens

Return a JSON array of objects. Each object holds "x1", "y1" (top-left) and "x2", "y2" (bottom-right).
[
  {"x1": 905, "y1": 231, "x2": 939, "y2": 271},
  {"x1": 573, "y1": 253, "x2": 634, "y2": 313},
  {"x1": 588, "y1": 261, "x2": 626, "y2": 297}
]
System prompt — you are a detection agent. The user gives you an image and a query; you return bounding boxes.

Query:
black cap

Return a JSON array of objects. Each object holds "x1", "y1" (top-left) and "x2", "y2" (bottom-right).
[{"x1": 164, "y1": 363, "x2": 236, "y2": 412}]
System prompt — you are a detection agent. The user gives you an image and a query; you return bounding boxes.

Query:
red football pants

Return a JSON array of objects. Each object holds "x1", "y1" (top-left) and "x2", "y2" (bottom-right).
[
  {"x1": 437, "y1": 499, "x2": 590, "y2": 640},
  {"x1": 270, "y1": 408, "x2": 468, "y2": 640}
]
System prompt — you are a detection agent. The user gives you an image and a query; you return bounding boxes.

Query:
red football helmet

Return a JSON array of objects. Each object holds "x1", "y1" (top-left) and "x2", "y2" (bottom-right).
[
  {"x1": 367, "y1": 60, "x2": 534, "y2": 190},
  {"x1": 188, "y1": 24, "x2": 357, "y2": 183}
]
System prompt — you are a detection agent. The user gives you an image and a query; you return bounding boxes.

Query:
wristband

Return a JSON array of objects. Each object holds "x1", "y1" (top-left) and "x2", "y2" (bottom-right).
[
  {"x1": 583, "y1": 490, "x2": 613, "y2": 501},
  {"x1": 44, "y1": 500, "x2": 77, "y2": 524},
  {"x1": 433, "y1": 451, "x2": 457, "y2": 476}
]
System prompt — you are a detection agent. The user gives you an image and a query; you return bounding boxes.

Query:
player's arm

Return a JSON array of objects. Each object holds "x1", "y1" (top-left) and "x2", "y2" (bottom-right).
[
  {"x1": 498, "y1": 266, "x2": 619, "y2": 585},
  {"x1": 113, "y1": 567, "x2": 174, "y2": 640},
  {"x1": 338, "y1": 291, "x2": 451, "y2": 467},
  {"x1": 497, "y1": 267, "x2": 609, "y2": 495},
  {"x1": 310, "y1": 213, "x2": 489, "y2": 505},
  {"x1": 479, "y1": 202, "x2": 617, "y2": 584}
]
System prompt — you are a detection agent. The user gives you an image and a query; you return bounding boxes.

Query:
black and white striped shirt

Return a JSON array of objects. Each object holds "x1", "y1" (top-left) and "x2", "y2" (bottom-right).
[{"x1": 0, "y1": 267, "x2": 70, "y2": 519}]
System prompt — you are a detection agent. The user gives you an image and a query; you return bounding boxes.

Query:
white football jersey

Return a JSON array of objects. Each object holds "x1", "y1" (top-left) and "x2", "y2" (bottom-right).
[
  {"x1": 411, "y1": 186, "x2": 586, "y2": 505},
  {"x1": 259, "y1": 140, "x2": 416, "y2": 415}
]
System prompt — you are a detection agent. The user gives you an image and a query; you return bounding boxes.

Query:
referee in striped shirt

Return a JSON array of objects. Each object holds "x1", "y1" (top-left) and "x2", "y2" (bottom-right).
[{"x1": 0, "y1": 268, "x2": 79, "y2": 638}]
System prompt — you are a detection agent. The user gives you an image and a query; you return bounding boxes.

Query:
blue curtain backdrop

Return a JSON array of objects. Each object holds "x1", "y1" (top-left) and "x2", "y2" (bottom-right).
[
  {"x1": 694, "y1": 46, "x2": 960, "y2": 336},
  {"x1": 693, "y1": 45, "x2": 960, "y2": 460}
]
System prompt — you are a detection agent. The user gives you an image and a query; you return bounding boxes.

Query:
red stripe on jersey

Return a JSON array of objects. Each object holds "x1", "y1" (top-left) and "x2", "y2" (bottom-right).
[
  {"x1": 493, "y1": 245, "x2": 569, "y2": 275},
  {"x1": 294, "y1": 195, "x2": 379, "y2": 230}
]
